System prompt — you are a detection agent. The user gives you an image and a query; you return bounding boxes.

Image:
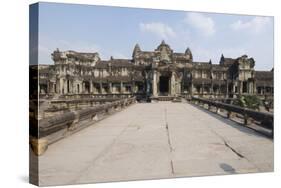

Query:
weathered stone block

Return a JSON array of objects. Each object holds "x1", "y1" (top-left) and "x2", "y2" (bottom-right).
[{"x1": 30, "y1": 138, "x2": 48, "y2": 156}]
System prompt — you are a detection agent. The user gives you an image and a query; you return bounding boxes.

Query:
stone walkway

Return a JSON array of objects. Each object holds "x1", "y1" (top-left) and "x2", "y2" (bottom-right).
[{"x1": 38, "y1": 102, "x2": 273, "y2": 186}]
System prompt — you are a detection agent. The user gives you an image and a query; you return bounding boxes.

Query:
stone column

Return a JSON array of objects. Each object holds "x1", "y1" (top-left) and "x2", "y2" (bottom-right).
[
  {"x1": 239, "y1": 81, "x2": 242, "y2": 94},
  {"x1": 132, "y1": 82, "x2": 136, "y2": 94},
  {"x1": 90, "y1": 81, "x2": 93, "y2": 93},
  {"x1": 152, "y1": 71, "x2": 158, "y2": 97},
  {"x1": 120, "y1": 82, "x2": 124, "y2": 94},
  {"x1": 59, "y1": 78, "x2": 64, "y2": 94},
  {"x1": 146, "y1": 81, "x2": 150, "y2": 95},
  {"x1": 177, "y1": 81, "x2": 181, "y2": 95},
  {"x1": 210, "y1": 82, "x2": 213, "y2": 96},
  {"x1": 170, "y1": 72, "x2": 175, "y2": 96},
  {"x1": 64, "y1": 80, "x2": 68, "y2": 94},
  {"x1": 109, "y1": 83, "x2": 112, "y2": 93},
  {"x1": 190, "y1": 83, "x2": 193, "y2": 96},
  {"x1": 226, "y1": 80, "x2": 229, "y2": 98},
  {"x1": 99, "y1": 82, "x2": 102, "y2": 94},
  {"x1": 253, "y1": 81, "x2": 256, "y2": 94},
  {"x1": 202, "y1": 82, "x2": 204, "y2": 95},
  {"x1": 248, "y1": 82, "x2": 252, "y2": 94}
]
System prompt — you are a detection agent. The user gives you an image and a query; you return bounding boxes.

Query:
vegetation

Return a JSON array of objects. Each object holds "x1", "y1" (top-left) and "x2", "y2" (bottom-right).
[{"x1": 234, "y1": 95, "x2": 261, "y2": 110}]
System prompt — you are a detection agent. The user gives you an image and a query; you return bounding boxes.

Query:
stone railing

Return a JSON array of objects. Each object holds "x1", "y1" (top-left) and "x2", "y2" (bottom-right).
[
  {"x1": 59, "y1": 93, "x2": 134, "y2": 99},
  {"x1": 48, "y1": 98, "x2": 120, "y2": 111},
  {"x1": 191, "y1": 97, "x2": 273, "y2": 137},
  {"x1": 30, "y1": 97, "x2": 136, "y2": 156}
]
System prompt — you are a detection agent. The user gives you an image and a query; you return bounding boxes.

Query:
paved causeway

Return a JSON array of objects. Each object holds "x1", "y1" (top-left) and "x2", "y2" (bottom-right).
[{"x1": 38, "y1": 102, "x2": 273, "y2": 186}]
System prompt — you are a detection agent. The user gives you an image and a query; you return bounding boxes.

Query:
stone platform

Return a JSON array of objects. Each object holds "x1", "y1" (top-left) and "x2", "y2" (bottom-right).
[{"x1": 37, "y1": 102, "x2": 273, "y2": 186}]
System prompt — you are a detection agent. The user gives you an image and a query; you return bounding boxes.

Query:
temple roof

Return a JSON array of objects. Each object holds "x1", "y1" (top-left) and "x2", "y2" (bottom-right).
[
  {"x1": 52, "y1": 49, "x2": 100, "y2": 62},
  {"x1": 95, "y1": 59, "x2": 133, "y2": 68},
  {"x1": 192, "y1": 62, "x2": 212, "y2": 69},
  {"x1": 255, "y1": 71, "x2": 273, "y2": 87},
  {"x1": 211, "y1": 64, "x2": 228, "y2": 71},
  {"x1": 173, "y1": 53, "x2": 189, "y2": 61},
  {"x1": 255, "y1": 71, "x2": 273, "y2": 80}
]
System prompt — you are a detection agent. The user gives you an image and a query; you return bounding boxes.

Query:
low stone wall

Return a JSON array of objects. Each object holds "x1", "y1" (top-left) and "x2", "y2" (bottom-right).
[
  {"x1": 30, "y1": 97, "x2": 136, "y2": 156},
  {"x1": 191, "y1": 97, "x2": 273, "y2": 137},
  {"x1": 59, "y1": 93, "x2": 135, "y2": 99}
]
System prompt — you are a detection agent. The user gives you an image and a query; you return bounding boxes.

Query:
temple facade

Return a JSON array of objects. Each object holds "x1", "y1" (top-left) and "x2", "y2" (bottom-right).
[{"x1": 38, "y1": 41, "x2": 273, "y2": 100}]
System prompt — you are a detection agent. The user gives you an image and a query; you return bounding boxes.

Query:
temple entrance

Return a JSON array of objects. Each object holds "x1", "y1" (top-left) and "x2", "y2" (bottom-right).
[
  {"x1": 159, "y1": 76, "x2": 169, "y2": 96},
  {"x1": 84, "y1": 81, "x2": 90, "y2": 93}
]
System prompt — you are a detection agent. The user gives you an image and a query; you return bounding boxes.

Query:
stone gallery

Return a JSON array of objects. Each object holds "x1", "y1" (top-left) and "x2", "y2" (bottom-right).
[
  {"x1": 29, "y1": 2, "x2": 274, "y2": 186},
  {"x1": 38, "y1": 40, "x2": 273, "y2": 101}
]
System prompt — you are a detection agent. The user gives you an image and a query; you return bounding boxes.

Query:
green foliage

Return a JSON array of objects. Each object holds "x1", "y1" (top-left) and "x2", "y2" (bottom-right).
[{"x1": 234, "y1": 95, "x2": 261, "y2": 110}]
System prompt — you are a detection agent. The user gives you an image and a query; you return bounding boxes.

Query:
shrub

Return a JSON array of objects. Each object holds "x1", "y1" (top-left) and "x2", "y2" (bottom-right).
[{"x1": 234, "y1": 95, "x2": 261, "y2": 110}]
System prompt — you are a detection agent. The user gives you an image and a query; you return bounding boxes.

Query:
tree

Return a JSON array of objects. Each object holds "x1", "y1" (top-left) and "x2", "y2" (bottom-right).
[{"x1": 234, "y1": 95, "x2": 261, "y2": 110}]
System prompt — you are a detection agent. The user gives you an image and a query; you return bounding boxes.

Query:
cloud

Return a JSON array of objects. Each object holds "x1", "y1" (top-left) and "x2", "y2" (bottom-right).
[
  {"x1": 230, "y1": 17, "x2": 271, "y2": 34},
  {"x1": 184, "y1": 12, "x2": 215, "y2": 36},
  {"x1": 139, "y1": 22, "x2": 176, "y2": 39}
]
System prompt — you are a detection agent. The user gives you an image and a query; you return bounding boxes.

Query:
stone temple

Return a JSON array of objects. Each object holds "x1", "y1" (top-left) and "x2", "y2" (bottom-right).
[{"x1": 37, "y1": 40, "x2": 273, "y2": 101}]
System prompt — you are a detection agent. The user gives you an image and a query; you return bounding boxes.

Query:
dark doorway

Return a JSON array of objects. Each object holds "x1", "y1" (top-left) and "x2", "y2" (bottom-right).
[
  {"x1": 159, "y1": 76, "x2": 169, "y2": 95},
  {"x1": 67, "y1": 80, "x2": 70, "y2": 93},
  {"x1": 77, "y1": 84, "x2": 80, "y2": 94},
  {"x1": 242, "y1": 81, "x2": 247, "y2": 93},
  {"x1": 84, "y1": 81, "x2": 90, "y2": 93}
]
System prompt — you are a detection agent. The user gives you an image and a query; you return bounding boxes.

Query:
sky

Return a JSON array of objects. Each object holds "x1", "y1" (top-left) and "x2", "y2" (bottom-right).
[{"x1": 37, "y1": 2, "x2": 274, "y2": 70}]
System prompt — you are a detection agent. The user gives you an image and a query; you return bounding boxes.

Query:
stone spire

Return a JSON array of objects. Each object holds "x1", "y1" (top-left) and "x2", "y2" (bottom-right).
[
  {"x1": 220, "y1": 54, "x2": 224, "y2": 64},
  {"x1": 161, "y1": 40, "x2": 166, "y2": 45},
  {"x1": 133, "y1": 43, "x2": 141, "y2": 58},
  {"x1": 185, "y1": 47, "x2": 193, "y2": 60},
  {"x1": 209, "y1": 59, "x2": 212, "y2": 64}
]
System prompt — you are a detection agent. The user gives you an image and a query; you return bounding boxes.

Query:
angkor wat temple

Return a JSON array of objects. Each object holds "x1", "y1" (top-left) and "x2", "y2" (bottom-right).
[{"x1": 37, "y1": 40, "x2": 273, "y2": 101}]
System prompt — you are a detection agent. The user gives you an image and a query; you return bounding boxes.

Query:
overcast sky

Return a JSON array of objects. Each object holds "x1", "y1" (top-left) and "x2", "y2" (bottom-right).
[{"x1": 37, "y1": 2, "x2": 274, "y2": 70}]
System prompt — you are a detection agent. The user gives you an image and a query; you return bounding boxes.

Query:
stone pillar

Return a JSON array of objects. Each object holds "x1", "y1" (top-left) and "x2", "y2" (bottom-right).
[
  {"x1": 239, "y1": 81, "x2": 243, "y2": 94},
  {"x1": 132, "y1": 82, "x2": 136, "y2": 94},
  {"x1": 253, "y1": 81, "x2": 256, "y2": 94},
  {"x1": 59, "y1": 78, "x2": 64, "y2": 94},
  {"x1": 226, "y1": 80, "x2": 229, "y2": 98},
  {"x1": 170, "y1": 72, "x2": 176, "y2": 96},
  {"x1": 64, "y1": 80, "x2": 68, "y2": 94},
  {"x1": 99, "y1": 82, "x2": 102, "y2": 94},
  {"x1": 120, "y1": 82, "x2": 124, "y2": 93},
  {"x1": 92, "y1": 83, "x2": 96, "y2": 94},
  {"x1": 152, "y1": 71, "x2": 158, "y2": 97},
  {"x1": 248, "y1": 82, "x2": 252, "y2": 94},
  {"x1": 210, "y1": 82, "x2": 213, "y2": 95},
  {"x1": 90, "y1": 81, "x2": 93, "y2": 93},
  {"x1": 55, "y1": 80, "x2": 58, "y2": 94},
  {"x1": 109, "y1": 82, "x2": 112, "y2": 93},
  {"x1": 201, "y1": 82, "x2": 204, "y2": 96},
  {"x1": 177, "y1": 81, "x2": 181, "y2": 95},
  {"x1": 190, "y1": 83, "x2": 193, "y2": 97}
]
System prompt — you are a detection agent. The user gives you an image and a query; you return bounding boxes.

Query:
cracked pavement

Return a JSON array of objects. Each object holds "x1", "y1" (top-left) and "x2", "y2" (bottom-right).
[{"x1": 38, "y1": 102, "x2": 273, "y2": 186}]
